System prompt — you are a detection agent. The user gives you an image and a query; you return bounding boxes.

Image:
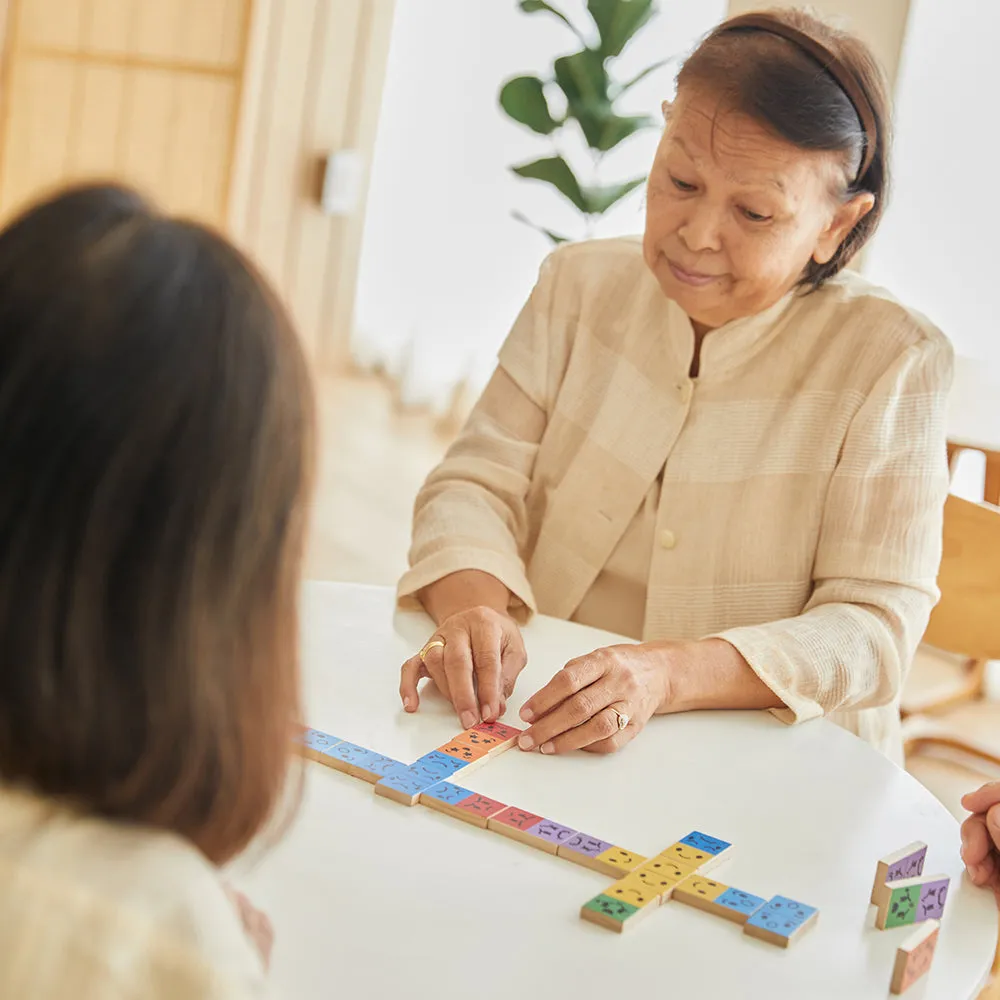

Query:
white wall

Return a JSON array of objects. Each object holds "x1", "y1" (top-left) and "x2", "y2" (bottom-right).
[
  {"x1": 352, "y1": 0, "x2": 727, "y2": 407},
  {"x1": 866, "y1": 0, "x2": 1000, "y2": 369}
]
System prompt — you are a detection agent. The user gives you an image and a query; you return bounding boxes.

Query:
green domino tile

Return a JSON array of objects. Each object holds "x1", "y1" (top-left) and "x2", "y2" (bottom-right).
[
  {"x1": 885, "y1": 883, "x2": 920, "y2": 929},
  {"x1": 582, "y1": 894, "x2": 639, "y2": 922}
]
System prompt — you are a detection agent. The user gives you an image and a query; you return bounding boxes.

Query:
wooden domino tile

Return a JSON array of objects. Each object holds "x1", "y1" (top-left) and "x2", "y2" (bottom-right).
[
  {"x1": 486, "y1": 807, "x2": 547, "y2": 848},
  {"x1": 890, "y1": 919, "x2": 940, "y2": 994},
  {"x1": 521, "y1": 818, "x2": 578, "y2": 855},
  {"x1": 603, "y1": 872, "x2": 664, "y2": 910},
  {"x1": 435, "y1": 739, "x2": 492, "y2": 775},
  {"x1": 656, "y1": 832, "x2": 733, "y2": 873},
  {"x1": 348, "y1": 751, "x2": 407, "y2": 783},
  {"x1": 580, "y1": 894, "x2": 643, "y2": 933},
  {"x1": 557, "y1": 833, "x2": 615, "y2": 873},
  {"x1": 635, "y1": 857, "x2": 691, "y2": 900},
  {"x1": 417, "y1": 783, "x2": 509, "y2": 827},
  {"x1": 322, "y1": 740, "x2": 376, "y2": 775},
  {"x1": 592, "y1": 847, "x2": 648, "y2": 878},
  {"x1": 375, "y1": 751, "x2": 468, "y2": 805},
  {"x1": 453, "y1": 792, "x2": 508, "y2": 827},
  {"x1": 295, "y1": 728, "x2": 344, "y2": 766},
  {"x1": 743, "y1": 895, "x2": 819, "y2": 948},
  {"x1": 673, "y1": 877, "x2": 767, "y2": 925},
  {"x1": 875, "y1": 874, "x2": 950, "y2": 930},
  {"x1": 871, "y1": 841, "x2": 928, "y2": 905}
]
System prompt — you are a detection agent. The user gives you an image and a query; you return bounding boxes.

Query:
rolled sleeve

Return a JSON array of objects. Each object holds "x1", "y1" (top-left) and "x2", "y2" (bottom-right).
[{"x1": 713, "y1": 335, "x2": 953, "y2": 725}]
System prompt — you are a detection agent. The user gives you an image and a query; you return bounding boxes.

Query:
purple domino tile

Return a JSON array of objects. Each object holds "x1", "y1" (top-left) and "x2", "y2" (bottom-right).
[
  {"x1": 560, "y1": 832, "x2": 613, "y2": 858},
  {"x1": 887, "y1": 846, "x2": 928, "y2": 883},
  {"x1": 525, "y1": 818, "x2": 577, "y2": 847},
  {"x1": 917, "y1": 877, "x2": 949, "y2": 921}
]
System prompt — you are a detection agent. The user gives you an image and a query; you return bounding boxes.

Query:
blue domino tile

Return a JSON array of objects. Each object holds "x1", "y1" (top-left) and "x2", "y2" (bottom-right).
[
  {"x1": 715, "y1": 887, "x2": 767, "y2": 918},
  {"x1": 409, "y1": 750, "x2": 468, "y2": 781},
  {"x1": 356, "y1": 752, "x2": 407, "y2": 779},
  {"x1": 298, "y1": 728, "x2": 343, "y2": 754},
  {"x1": 745, "y1": 896, "x2": 817, "y2": 938},
  {"x1": 377, "y1": 768, "x2": 439, "y2": 798},
  {"x1": 325, "y1": 741, "x2": 375, "y2": 766},
  {"x1": 421, "y1": 781, "x2": 474, "y2": 805},
  {"x1": 679, "y1": 831, "x2": 731, "y2": 855}
]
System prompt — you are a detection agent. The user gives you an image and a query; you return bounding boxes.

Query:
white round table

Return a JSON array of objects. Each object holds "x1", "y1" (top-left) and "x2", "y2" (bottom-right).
[{"x1": 234, "y1": 582, "x2": 998, "y2": 999}]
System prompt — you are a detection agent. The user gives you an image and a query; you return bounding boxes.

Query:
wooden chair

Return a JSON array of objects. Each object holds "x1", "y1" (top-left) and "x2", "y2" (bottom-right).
[
  {"x1": 903, "y1": 494, "x2": 1000, "y2": 768},
  {"x1": 900, "y1": 493, "x2": 1000, "y2": 998},
  {"x1": 901, "y1": 444, "x2": 1000, "y2": 718}
]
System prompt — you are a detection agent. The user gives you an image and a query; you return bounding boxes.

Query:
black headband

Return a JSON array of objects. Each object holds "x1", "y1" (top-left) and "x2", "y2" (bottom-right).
[{"x1": 718, "y1": 13, "x2": 877, "y2": 181}]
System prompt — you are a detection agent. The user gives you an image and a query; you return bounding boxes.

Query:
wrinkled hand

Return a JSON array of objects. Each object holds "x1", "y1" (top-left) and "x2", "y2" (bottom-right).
[
  {"x1": 224, "y1": 884, "x2": 274, "y2": 971},
  {"x1": 516, "y1": 644, "x2": 671, "y2": 755},
  {"x1": 399, "y1": 607, "x2": 527, "y2": 728},
  {"x1": 960, "y1": 781, "x2": 1000, "y2": 904}
]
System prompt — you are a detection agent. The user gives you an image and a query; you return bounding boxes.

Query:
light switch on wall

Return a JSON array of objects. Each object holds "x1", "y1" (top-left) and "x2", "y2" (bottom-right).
[{"x1": 321, "y1": 150, "x2": 365, "y2": 216}]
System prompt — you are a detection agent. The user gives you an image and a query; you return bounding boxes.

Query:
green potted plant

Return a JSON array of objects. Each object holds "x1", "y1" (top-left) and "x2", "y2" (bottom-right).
[{"x1": 499, "y1": 0, "x2": 670, "y2": 243}]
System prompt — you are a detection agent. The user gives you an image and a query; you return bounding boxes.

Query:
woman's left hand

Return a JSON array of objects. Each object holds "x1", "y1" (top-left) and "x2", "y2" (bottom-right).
[{"x1": 515, "y1": 644, "x2": 672, "y2": 754}]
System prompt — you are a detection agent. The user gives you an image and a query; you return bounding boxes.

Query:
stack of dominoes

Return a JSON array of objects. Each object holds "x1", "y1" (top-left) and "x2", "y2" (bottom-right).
[{"x1": 869, "y1": 841, "x2": 948, "y2": 994}]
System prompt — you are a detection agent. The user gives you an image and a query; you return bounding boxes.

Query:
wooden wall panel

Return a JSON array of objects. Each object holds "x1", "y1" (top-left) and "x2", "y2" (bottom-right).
[
  {"x1": 0, "y1": 0, "x2": 397, "y2": 369},
  {"x1": 69, "y1": 64, "x2": 125, "y2": 177},
  {"x1": 229, "y1": 0, "x2": 396, "y2": 368},
  {"x1": 166, "y1": 75, "x2": 236, "y2": 223},
  {"x1": 0, "y1": 0, "x2": 250, "y2": 224}
]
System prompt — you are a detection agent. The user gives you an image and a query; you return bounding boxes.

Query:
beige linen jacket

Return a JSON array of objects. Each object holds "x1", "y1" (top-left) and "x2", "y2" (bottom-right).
[{"x1": 399, "y1": 237, "x2": 953, "y2": 760}]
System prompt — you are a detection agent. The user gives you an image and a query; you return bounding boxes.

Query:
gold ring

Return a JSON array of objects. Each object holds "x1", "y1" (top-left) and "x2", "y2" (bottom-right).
[
  {"x1": 610, "y1": 706, "x2": 630, "y2": 732},
  {"x1": 418, "y1": 638, "x2": 445, "y2": 663}
]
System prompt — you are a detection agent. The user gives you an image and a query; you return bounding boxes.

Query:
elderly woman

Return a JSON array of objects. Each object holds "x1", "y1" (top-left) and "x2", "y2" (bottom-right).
[{"x1": 397, "y1": 8, "x2": 952, "y2": 764}]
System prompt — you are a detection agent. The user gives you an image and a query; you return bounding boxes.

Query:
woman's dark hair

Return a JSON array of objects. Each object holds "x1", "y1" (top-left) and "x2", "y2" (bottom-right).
[
  {"x1": 0, "y1": 183, "x2": 314, "y2": 864},
  {"x1": 677, "y1": 7, "x2": 891, "y2": 289}
]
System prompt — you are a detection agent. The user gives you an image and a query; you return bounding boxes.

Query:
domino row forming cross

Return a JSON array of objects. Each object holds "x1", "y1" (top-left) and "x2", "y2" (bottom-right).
[{"x1": 296, "y1": 723, "x2": 818, "y2": 946}]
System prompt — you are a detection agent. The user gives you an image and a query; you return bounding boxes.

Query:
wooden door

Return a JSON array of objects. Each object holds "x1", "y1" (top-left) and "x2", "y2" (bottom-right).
[
  {"x1": 0, "y1": 0, "x2": 249, "y2": 227},
  {"x1": 0, "y1": 0, "x2": 396, "y2": 367}
]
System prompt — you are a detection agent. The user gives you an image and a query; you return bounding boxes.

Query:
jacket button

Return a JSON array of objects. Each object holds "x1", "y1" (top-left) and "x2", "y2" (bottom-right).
[{"x1": 659, "y1": 529, "x2": 677, "y2": 550}]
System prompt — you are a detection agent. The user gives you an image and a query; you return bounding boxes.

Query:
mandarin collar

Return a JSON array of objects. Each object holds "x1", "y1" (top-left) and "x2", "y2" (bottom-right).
[{"x1": 665, "y1": 285, "x2": 804, "y2": 380}]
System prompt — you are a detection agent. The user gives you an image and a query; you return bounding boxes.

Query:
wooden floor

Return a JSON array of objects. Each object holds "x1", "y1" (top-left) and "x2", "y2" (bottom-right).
[
  {"x1": 303, "y1": 373, "x2": 449, "y2": 586},
  {"x1": 307, "y1": 376, "x2": 1000, "y2": 825}
]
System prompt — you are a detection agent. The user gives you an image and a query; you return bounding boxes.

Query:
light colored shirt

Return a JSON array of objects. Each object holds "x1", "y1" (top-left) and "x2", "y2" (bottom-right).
[
  {"x1": 0, "y1": 785, "x2": 267, "y2": 999},
  {"x1": 399, "y1": 237, "x2": 953, "y2": 762}
]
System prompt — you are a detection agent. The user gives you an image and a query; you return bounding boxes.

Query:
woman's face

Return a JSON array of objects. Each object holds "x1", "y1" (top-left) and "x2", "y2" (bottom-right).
[{"x1": 643, "y1": 87, "x2": 873, "y2": 331}]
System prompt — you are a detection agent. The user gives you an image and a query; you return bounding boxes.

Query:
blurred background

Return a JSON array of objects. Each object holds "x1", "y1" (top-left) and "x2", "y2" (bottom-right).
[{"x1": 1, "y1": 0, "x2": 997, "y2": 819}]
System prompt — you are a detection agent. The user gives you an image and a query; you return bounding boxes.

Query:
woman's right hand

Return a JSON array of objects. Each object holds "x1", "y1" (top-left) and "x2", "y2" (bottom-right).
[
  {"x1": 399, "y1": 606, "x2": 527, "y2": 728},
  {"x1": 961, "y1": 781, "x2": 1000, "y2": 904}
]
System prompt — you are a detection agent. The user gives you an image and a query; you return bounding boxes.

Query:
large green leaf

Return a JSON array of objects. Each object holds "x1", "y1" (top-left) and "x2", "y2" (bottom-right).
[
  {"x1": 554, "y1": 49, "x2": 612, "y2": 149},
  {"x1": 511, "y1": 156, "x2": 587, "y2": 213},
  {"x1": 584, "y1": 176, "x2": 646, "y2": 214},
  {"x1": 499, "y1": 76, "x2": 561, "y2": 135},
  {"x1": 587, "y1": 0, "x2": 656, "y2": 58}
]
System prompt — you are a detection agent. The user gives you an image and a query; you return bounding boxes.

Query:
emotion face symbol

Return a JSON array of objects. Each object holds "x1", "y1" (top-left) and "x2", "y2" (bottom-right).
[
  {"x1": 459, "y1": 794, "x2": 505, "y2": 818},
  {"x1": 665, "y1": 843, "x2": 710, "y2": 867},
  {"x1": 609, "y1": 880, "x2": 653, "y2": 907},
  {"x1": 583, "y1": 895, "x2": 638, "y2": 921},
  {"x1": 644, "y1": 858, "x2": 688, "y2": 881},
  {"x1": 459, "y1": 730, "x2": 500, "y2": 749}
]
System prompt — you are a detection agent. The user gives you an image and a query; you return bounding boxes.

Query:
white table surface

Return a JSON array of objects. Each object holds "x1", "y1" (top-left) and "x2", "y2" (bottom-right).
[{"x1": 235, "y1": 582, "x2": 999, "y2": 999}]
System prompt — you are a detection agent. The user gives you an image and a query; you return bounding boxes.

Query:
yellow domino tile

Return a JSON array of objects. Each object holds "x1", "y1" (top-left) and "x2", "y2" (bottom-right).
[
  {"x1": 593, "y1": 847, "x2": 647, "y2": 877},
  {"x1": 656, "y1": 841, "x2": 715, "y2": 871},
  {"x1": 630, "y1": 864, "x2": 684, "y2": 898},
  {"x1": 673, "y1": 875, "x2": 728, "y2": 905},
  {"x1": 603, "y1": 873, "x2": 662, "y2": 910}
]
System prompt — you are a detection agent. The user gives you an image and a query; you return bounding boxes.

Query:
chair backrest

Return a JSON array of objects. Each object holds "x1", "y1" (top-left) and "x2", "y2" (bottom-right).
[{"x1": 923, "y1": 494, "x2": 1000, "y2": 660}]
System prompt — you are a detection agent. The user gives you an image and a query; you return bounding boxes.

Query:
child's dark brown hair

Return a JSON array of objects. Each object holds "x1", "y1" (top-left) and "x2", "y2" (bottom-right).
[{"x1": 0, "y1": 183, "x2": 314, "y2": 863}]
